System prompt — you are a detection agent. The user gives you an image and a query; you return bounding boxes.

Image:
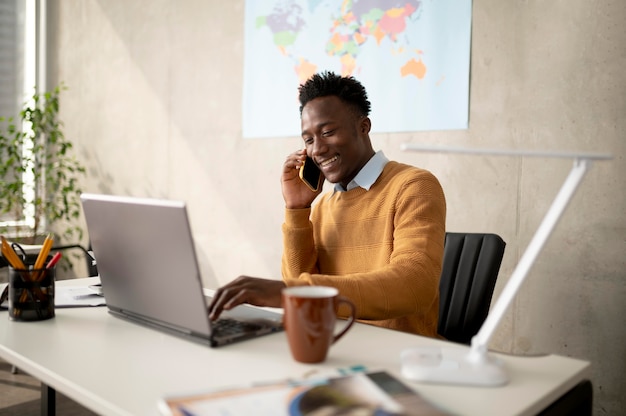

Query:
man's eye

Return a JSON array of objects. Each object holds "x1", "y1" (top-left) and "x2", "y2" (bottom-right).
[
  {"x1": 303, "y1": 137, "x2": 314, "y2": 145},
  {"x1": 322, "y1": 130, "x2": 334, "y2": 137}
]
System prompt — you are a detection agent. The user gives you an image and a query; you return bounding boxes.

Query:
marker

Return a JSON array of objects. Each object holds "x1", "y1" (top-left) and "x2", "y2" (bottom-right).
[{"x1": 46, "y1": 252, "x2": 62, "y2": 269}]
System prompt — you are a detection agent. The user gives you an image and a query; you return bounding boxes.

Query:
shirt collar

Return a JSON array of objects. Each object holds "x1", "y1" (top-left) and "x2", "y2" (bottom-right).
[{"x1": 333, "y1": 150, "x2": 389, "y2": 193}]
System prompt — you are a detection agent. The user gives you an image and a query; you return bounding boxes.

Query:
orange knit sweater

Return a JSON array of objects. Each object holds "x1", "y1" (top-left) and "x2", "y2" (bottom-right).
[{"x1": 281, "y1": 161, "x2": 446, "y2": 337}]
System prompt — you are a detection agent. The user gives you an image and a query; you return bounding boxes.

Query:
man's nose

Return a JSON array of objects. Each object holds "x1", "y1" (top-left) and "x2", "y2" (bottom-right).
[{"x1": 310, "y1": 139, "x2": 326, "y2": 158}]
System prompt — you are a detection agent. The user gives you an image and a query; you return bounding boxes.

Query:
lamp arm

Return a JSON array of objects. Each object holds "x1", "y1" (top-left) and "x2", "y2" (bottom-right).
[
  {"x1": 398, "y1": 145, "x2": 611, "y2": 386},
  {"x1": 470, "y1": 158, "x2": 593, "y2": 353}
]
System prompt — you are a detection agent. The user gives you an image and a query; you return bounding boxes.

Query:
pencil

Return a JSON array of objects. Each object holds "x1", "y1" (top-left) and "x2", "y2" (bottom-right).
[
  {"x1": 2, "y1": 236, "x2": 30, "y2": 318},
  {"x1": 34, "y1": 234, "x2": 54, "y2": 270},
  {"x1": 1, "y1": 236, "x2": 26, "y2": 270}
]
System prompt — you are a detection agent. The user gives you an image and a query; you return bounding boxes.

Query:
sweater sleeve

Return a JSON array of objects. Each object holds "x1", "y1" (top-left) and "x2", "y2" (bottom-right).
[{"x1": 281, "y1": 207, "x2": 319, "y2": 279}]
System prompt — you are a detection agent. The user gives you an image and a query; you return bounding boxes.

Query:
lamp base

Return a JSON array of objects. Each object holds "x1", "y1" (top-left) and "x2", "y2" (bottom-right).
[{"x1": 400, "y1": 346, "x2": 509, "y2": 387}]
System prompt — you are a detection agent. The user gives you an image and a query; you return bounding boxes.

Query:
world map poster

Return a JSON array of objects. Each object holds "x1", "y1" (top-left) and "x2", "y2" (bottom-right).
[{"x1": 242, "y1": 0, "x2": 472, "y2": 138}]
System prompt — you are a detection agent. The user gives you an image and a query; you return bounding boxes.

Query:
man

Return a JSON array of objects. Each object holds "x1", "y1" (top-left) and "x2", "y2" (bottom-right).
[{"x1": 209, "y1": 71, "x2": 446, "y2": 337}]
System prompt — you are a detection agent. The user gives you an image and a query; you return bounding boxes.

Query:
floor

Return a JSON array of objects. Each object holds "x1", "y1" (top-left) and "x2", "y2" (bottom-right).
[{"x1": 0, "y1": 358, "x2": 97, "y2": 416}]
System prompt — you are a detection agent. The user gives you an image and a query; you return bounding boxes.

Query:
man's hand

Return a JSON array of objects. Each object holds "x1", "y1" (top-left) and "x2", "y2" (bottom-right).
[
  {"x1": 207, "y1": 276, "x2": 286, "y2": 321},
  {"x1": 282, "y1": 149, "x2": 324, "y2": 209}
]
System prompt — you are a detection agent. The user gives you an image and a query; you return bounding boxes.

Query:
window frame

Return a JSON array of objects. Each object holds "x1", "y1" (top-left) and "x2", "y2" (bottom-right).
[{"x1": 0, "y1": 0, "x2": 46, "y2": 236}]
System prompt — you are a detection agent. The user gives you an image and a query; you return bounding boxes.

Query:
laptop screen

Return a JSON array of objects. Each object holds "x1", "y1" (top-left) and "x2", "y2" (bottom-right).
[{"x1": 80, "y1": 193, "x2": 212, "y2": 337}]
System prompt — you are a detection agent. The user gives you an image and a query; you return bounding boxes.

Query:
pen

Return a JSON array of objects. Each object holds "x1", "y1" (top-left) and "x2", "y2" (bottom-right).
[{"x1": 46, "y1": 252, "x2": 62, "y2": 269}]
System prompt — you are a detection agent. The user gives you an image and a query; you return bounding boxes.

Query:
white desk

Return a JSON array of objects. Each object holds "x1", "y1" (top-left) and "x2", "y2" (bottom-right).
[{"x1": 0, "y1": 277, "x2": 590, "y2": 416}]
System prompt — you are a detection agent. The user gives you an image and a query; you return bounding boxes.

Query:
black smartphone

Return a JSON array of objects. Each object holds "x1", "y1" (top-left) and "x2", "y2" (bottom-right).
[{"x1": 299, "y1": 156, "x2": 323, "y2": 192}]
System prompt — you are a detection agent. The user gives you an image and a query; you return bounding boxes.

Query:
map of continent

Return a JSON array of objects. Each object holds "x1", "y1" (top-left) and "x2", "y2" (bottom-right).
[{"x1": 243, "y1": 0, "x2": 471, "y2": 138}]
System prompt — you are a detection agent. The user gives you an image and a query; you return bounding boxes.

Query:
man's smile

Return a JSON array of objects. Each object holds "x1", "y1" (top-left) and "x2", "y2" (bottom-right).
[{"x1": 318, "y1": 155, "x2": 339, "y2": 170}]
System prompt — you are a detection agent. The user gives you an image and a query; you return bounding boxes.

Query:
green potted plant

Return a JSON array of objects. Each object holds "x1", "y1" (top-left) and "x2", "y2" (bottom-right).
[{"x1": 0, "y1": 84, "x2": 86, "y2": 249}]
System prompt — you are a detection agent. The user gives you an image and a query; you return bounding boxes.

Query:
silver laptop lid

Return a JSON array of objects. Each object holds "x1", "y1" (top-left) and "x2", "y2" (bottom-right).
[{"x1": 80, "y1": 193, "x2": 211, "y2": 337}]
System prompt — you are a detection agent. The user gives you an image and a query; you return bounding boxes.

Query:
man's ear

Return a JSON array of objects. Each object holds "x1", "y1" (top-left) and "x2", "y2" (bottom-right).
[{"x1": 359, "y1": 116, "x2": 371, "y2": 134}]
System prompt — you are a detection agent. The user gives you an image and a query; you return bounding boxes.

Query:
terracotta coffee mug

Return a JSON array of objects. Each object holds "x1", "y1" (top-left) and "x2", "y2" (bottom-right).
[{"x1": 282, "y1": 286, "x2": 356, "y2": 363}]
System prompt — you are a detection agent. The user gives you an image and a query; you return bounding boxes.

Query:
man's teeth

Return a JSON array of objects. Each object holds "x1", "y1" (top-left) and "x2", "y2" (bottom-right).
[{"x1": 320, "y1": 156, "x2": 338, "y2": 167}]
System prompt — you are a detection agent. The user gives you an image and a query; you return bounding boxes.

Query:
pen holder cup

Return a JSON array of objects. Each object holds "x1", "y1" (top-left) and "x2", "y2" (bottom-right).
[{"x1": 8, "y1": 266, "x2": 55, "y2": 321}]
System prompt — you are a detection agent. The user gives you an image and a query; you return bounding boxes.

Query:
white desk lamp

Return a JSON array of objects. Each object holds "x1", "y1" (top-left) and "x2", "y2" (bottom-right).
[{"x1": 399, "y1": 144, "x2": 612, "y2": 387}]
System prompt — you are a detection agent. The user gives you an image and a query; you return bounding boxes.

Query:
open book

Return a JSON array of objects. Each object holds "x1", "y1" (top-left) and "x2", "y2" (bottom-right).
[{"x1": 158, "y1": 370, "x2": 449, "y2": 416}]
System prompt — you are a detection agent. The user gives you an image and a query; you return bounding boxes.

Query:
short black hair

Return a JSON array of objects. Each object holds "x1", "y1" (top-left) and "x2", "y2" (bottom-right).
[{"x1": 298, "y1": 71, "x2": 371, "y2": 117}]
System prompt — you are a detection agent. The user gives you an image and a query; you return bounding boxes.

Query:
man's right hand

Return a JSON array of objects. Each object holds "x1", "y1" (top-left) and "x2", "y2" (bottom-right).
[
  {"x1": 207, "y1": 276, "x2": 286, "y2": 321},
  {"x1": 281, "y1": 149, "x2": 324, "y2": 209}
]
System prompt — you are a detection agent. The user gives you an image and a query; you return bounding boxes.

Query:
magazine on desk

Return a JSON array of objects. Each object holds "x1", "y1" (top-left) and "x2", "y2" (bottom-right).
[{"x1": 158, "y1": 370, "x2": 449, "y2": 416}]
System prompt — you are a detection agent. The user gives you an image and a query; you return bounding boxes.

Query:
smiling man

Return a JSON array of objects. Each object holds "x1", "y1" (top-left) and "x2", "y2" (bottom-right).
[{"x1": 209, "y1": 71, "x2": 447, "y2": 337}]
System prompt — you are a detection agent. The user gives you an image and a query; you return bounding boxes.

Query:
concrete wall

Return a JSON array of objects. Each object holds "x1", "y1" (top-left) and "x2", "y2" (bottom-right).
[{"x1": 46, "y1": 1, "x2": 625, "y2": 413}]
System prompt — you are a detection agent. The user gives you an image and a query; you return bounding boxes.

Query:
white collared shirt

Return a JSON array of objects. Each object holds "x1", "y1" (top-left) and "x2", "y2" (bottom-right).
[{"x1": 333, "y1": 150, "x2": 389, "y2": 193}]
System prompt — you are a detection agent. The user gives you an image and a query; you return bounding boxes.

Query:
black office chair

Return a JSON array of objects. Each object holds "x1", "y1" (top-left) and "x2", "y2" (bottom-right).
[
  {"x1": 51, "y1": 244, "x2": 98, "y2": 277},
  {"x1": 438, "y1": 232, "x2": 506, "y2": 344},
  {"x1": 0, "y1": 243, "x2": 96, "y2": 276}
]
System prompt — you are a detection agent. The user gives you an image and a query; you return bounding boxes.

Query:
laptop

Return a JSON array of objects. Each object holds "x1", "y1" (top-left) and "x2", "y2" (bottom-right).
[{"x1": 80, "y1": 193, "x2": 284, "y2": 347}]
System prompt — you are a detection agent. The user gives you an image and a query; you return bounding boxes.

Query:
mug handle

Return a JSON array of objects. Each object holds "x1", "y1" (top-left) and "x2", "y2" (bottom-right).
[{"x1": 332, "y1": 295, "x2": 356, "y2": 344}]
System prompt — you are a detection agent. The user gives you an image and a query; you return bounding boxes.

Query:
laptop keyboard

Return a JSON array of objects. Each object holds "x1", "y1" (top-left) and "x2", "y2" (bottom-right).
[{"x1": 213, "y1": 318, "x2": 263, "y2": 335}]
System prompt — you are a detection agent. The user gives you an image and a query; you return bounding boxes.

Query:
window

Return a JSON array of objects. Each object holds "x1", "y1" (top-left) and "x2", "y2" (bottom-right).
[
  {"x1": 0, "y1": 0, "x2": 43, "y2": 229},
  {"x1": 0, "y1": 0, "x2": 25, "y2": 122}
]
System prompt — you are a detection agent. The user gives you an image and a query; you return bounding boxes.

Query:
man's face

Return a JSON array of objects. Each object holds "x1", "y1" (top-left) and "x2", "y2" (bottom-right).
[{"x1": 301, "y1": 95, "x2": 372, "y2": 189}]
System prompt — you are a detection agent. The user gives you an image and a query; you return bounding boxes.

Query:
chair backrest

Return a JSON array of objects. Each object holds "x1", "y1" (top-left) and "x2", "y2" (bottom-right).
[{"x1": 438, "y1": 232, "x2": 506, "y2": 344}]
